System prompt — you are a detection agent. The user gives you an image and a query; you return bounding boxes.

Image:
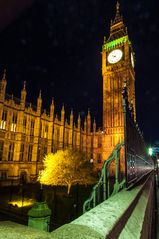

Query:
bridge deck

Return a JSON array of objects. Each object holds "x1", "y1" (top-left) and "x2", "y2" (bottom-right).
[{"x1": 0, "y1": 172, "x2": 156, "y2": 238}]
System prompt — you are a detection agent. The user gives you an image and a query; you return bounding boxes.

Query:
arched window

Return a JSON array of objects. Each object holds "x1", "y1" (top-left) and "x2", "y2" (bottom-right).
[
  {"x1": 8, "y1": 143, "x2": 14, "y2": 161},
  {"x1": 0, "y1": 141, "x2": 4, "y2": 161}
]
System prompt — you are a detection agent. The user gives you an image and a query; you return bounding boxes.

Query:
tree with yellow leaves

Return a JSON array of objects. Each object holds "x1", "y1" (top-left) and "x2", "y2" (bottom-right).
[{"x1": 38, "y1": 149, "x2": 97, "y2": 194}]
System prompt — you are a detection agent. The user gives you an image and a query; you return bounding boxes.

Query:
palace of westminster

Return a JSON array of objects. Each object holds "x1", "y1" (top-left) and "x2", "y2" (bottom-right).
[{"x1": 0, "y1": 2, "x2": 135, "y2": 184}]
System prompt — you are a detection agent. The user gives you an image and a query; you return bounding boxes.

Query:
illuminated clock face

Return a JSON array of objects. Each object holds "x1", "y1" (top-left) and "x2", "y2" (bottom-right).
[
  {"x1": 131, "y1": 53, "x2": 135, "y2": 68},
  {"x1": 108, "y1": 49, "x2": 123, "y2": 64}
]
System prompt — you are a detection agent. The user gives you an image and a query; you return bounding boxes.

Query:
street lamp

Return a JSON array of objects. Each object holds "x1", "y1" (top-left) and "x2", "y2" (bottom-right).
[
  {"x1": 148, "y1": 147, "x2": 153, "y2": 156},
  {"x1": 90, "y1": 158, "x2": 93, "y2": 163}
]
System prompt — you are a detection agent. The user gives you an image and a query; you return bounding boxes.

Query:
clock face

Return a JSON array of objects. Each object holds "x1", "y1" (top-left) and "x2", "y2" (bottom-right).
[
  {"x1": 108, "y1": 49, "x2": 123, "y2": 64},
  {"x1": 131, "y1": 53, "x2": 135, "y2": 68}
]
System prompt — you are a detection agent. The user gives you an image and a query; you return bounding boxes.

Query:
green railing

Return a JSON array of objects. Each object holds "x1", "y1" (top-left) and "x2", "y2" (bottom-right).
[{"x1": 83, "y1": 143, "x2": 125, "y2": 213}]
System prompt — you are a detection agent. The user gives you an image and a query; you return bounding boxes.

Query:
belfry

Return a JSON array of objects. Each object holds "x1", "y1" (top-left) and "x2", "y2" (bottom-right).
[{"x1": 101, "y1": 1, "x2": 136, "y2": 159}]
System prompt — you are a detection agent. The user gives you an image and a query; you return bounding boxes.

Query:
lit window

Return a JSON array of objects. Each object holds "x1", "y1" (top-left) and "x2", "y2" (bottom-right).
[
  {"x1": 11, "y1": 123, "x2": 16, "y2": 132},
  {"x1": 0, "y1": 120, "x2": 6, "y2": 130},
  {"x1": 0, "y1": 110, "x2": 7, "y2": 130},
  {"x1": 11, "y1": 113, "x2": 17, "y2": 132}
]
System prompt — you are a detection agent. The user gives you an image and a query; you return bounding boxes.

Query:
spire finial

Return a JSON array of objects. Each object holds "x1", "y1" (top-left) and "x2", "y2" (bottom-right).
[
  {"x1": 23, "y1": 81, "x2": 26, "y2": 90},
  {"x1": 3, "y1": 69, "x2": 6, "y2": 80},
  {"x1": 113, "y1": 1, "x2": 122, "y2": 24},
  {"x1": 62, "y1": 103, "x2": 65, "y2": 111},
  {"x1": 116, "y1": 1, "x2": 120, "y2": 11},
  {"x1": 39, "y1": 90, "x2": 41, "y2": 98}
]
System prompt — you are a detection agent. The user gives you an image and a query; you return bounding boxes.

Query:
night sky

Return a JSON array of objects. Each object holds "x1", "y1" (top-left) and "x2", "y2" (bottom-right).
[{"x1": 0, "y1": 0, "x2": 158, "y2": 145}]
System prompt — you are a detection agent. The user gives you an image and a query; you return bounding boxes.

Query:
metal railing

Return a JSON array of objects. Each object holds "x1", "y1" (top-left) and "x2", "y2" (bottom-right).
[{"x1": 83, "y1": 142, "x2": 125, "y2": 213}]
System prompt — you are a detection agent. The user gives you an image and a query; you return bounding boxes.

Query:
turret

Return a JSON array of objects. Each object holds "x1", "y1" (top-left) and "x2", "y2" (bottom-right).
[
  {"x1": 84, "y1": 117, "x2": 87, "y2": 133},
  {"x1": 70, "y1": 109, "x2": 73, "y2": 127},
  {"x1": 93, "y1": 118, "x2": 96, "y2": 133},
  {"x1": 20, "y1": 81, "x2": 27, "y2": 108},
  {"x1": 77, "y1": 113, "x2": 81, "y2": 130},
  {"x1": 50, "y1": 98, "x2": 54, "y2": 120},
  {"x1": 87, "y1": 109, "x2": 91, "y2": 133},
  {"x1": 61, "y1": 104, "x2": 65, "y2": 123},
  {"x1": 0, "y1": 69, "x2": 7, "y2": 102},
  {"x1": 37, "y1": 90, "x2": 42, "y2": 115}
]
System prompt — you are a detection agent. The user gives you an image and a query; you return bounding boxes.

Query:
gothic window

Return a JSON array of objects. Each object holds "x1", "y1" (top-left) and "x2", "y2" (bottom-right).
[
  {"x1": 30, "y1": 119, "x2": 34, "y2": 136},
  {"x1": 11, "y1": 112, "x2": 17, "y2": 132},
  {"x1": 44, "y1": 124, "x2": 48, "y2": 138},
  {"x1": 0, "y1": 141, "x2": 4, "y2": 161},
  {"x1": 8, "y1": 143, "x2": 14, "y2": 161},
  {"x1": 19, "y1": 144, "x2": 25, "y2": 161},
  {"x1": 28, "y1": 144, "x2": 33, "y2": 162},
  {"x1": 0, "y1": 110, "x2": 7, "y2": 130},
  {"x1": 23, "y1": 116, "x2": 27, "y2": 133}
]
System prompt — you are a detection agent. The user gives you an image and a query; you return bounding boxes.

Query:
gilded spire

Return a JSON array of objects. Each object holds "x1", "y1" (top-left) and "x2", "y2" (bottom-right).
[
  {"x1": 77, "y1": 113, "x2": 81, "y2": 129},
  {"x1": 51, "y1": 97, "x2": 54, "y2": 105},
  {"x1": 116, "y1": 1, "x2": 119, "y2": 10},
  {"x1": 2, "y1": 69, "x2": 6, "y2": 80},
  {"x1": 50, "y1": 98, "x2": 54, "y2": 118},
  {"x1": 87, "y1": 108, "x2": 91, "y2": 119},
  {"x1": 108, "y1": 1, "x2": 127, "y2": 41},
  {"x1": 23, "y1": 81, "x2": 26, "y2": 90},
  {"x1": 70, "y1": 109, "x2": 73, "y2": 126},
  {"x1": 37, "y1": 90, "x2": 42, "y2": 114},
  {"x1": 93, "y1": 118, "x2": 96, "y2": 132},
  {"x1": 39, "y1": 90, "x2": 42, "y2": 98},
  {"x1": 61, "y1": 103, "x2": 65, "y2": 112},
  {"x1": 113, "y1": 1, "x2": 123, "y2": 25}
]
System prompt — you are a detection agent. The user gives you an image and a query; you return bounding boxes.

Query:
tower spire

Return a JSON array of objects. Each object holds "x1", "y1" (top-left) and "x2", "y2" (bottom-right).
[
  {"x1": 2, "y1": 69, "x2": 6, "y2": 80},
  {"x1": 23, "y1": 81, "x2": 26, "y2": 90},
  {"x1": 107, "y1": 1, "x2": 127, "y2": 41},
  {"x1": 113, "y1": 1, "x2": 123, "y2": 25}
]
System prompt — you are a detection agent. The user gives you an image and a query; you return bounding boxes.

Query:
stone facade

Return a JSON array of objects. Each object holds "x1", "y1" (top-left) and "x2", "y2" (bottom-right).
[{"x1": 0, "y1": 71, "x2": 103, "y2": 183}]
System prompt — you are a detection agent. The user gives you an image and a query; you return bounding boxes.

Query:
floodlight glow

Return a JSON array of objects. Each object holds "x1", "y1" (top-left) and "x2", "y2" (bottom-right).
[{"x1": 148, "y1": 148, "x2": 153, "y2": 156}]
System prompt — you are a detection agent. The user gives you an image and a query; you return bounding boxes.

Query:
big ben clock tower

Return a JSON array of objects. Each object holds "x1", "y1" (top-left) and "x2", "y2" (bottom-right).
[{"x1": 102, "y1": 2, "x2": 136, "y2": 159}]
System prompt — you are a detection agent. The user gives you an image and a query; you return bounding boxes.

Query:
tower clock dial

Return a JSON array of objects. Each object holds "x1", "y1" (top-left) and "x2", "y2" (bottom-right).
[
  {"x1": 108, "y1": 49, "x2": 123, "y2": 64},
  {"x1": 131, "y1": 53, "x2": 135, "y2": 68}
]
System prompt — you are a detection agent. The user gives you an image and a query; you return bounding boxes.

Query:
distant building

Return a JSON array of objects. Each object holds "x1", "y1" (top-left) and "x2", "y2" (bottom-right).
[{"x1": 0, "y1": 2, "x2": 136, "y2": 184}]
